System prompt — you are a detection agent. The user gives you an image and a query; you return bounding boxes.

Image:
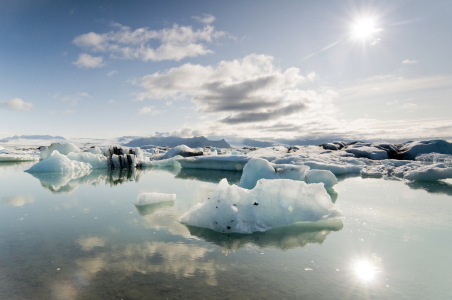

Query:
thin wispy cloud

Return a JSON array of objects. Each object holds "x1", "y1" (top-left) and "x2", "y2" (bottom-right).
[
  {"x1": 192, "y1": 14, "x2": 216, "y2": 24},
  {"x1": 402, "y1": 59, "x2": 419, "y2": 64},
  {"x1": 107, "y1": 70, "x2": 118, "y2": 76},
  {"x1": 60, "y1": 110, "x2": 75, "y2": 114}
]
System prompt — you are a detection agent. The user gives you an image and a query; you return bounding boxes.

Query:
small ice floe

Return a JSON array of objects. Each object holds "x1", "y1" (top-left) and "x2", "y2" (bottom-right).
[
  {"x1": 179, "y1": 178, "x2": 341, "y2": 234},
  {"x1": 134, "y1": 192, "x2": 176, "y2": 216},
  {"x1": 134, "y1": 192, "x2": 177, "y2": 206}
]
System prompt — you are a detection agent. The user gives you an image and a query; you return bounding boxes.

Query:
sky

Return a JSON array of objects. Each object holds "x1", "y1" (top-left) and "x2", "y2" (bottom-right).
[{"x1": 1, "y1": 0, "x2": 452, "y2": 142}]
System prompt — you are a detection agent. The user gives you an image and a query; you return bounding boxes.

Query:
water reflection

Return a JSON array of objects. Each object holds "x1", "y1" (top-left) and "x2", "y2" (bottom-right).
[
  {"x1": 185, "y1": 219, "x2": 343, "y2": 254},
  {"x1": 1, "y1": 194, "x2": 34, "y2": 206},
  {"x1": 352, "y1": 254, "x2": 383, "y2": 283},
  {"x1": 27, "y1": 168, "x2": 147, "y2": 193},
  {"x1": 134, "y1": 201, "x2": 175, "y2": 216},
  {"x1": 406, "y1": 180, "x2": 452, "y2": 196},
  {"x1": 75, "y1": 240, "x2": 221, "y2": 286},
  {"x1": 175, "y1": 168, "x2": 242, "y2": 185}
]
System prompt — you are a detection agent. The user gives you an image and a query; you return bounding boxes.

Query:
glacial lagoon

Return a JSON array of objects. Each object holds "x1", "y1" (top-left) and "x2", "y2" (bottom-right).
[{"x1": 1, "y1": 161, "x2": 452, "y2": 299}]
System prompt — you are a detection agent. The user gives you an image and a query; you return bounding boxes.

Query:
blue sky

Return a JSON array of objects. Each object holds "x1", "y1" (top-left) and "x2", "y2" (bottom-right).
[{"x1": 1, "y1": 0, "x2": 452, "y2": 141}]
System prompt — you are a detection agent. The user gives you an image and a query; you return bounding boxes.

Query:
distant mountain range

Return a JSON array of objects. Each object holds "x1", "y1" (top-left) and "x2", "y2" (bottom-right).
[
  {"x1": 125, "y1": 136, "x2": 231, "y2": 148},
  {"x1": 242, "y1": 138, "x2": 274, "y2": 147},
  {"x1": 0, "y1": 135, "x2": 66, "y2": 142}
]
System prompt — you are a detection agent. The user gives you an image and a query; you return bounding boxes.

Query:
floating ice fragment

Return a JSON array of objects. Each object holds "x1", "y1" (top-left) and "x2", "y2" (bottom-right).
[
  {"x1": 134, "y1": 192, "x2": 176, "y2": 206},
  {"x1": 179, "y1": 178, "x2": 341, "y2": 234}
]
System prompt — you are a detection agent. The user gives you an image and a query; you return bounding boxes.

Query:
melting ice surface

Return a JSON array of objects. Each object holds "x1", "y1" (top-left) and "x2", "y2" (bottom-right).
[{"x1": 1, "y1": 140, "x2": 452, "y2": 299}]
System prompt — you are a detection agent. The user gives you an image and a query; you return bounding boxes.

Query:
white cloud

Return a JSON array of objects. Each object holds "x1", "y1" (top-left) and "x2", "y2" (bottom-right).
[
  {"x1": 108, "y1": 99, "x2": 116, "y2": 104},
  {"x1": 107, "y1": 70, "x2": 118, "y2": 76},
  {"x1": 1, "y1": 98, "x2": 33, "y2": 111},
  {"x1": 137, "y1": 54, "x2": 321, "y2": 124},
  {"x1": 402, "y1": 59, "x2": 419, "y2": 64},
  {"x1": 137, "y1": 106, "x2": 162, "y2": 115},
  {"x1": 73, "y1": 53, "x2": 104, "y2": 68},
  {"x1": 60, "y1": 110, "x2": 75, "y2": 114},
  {"x1": 59, "y1": 92, "x2": 90, "y2": 105},
  {"x1": 72, "y1": 21, "x2": 227, "y2": 62},
  {"x1": 192, "y1": 14, "x2": 216, "y2": 24}
]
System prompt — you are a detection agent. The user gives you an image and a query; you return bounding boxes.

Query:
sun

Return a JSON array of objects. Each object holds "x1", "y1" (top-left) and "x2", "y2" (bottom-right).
[{"x1": 352, "y1": 18, "x2": 379, "y2": 39}]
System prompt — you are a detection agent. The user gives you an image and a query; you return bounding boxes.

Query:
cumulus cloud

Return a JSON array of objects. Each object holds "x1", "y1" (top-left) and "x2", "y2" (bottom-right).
[
  {"x1": 72, "y1": 20, "x2": 227, "y2": 62},
  {"x1": 192, "y1": 14, "x2": 216, "y2": 24},
  {"x1": 137, "y1": 54, "x2": 318, "y2": 124},
  {"x1": 1, "y1": 98, "x2": 33, "y2": 111},
  {"x1": 402, "y1": 59, "x2": 419, "y2": 64},
  {"x1": 73, "y1": 53, "x2": 104, "y2": 68}
]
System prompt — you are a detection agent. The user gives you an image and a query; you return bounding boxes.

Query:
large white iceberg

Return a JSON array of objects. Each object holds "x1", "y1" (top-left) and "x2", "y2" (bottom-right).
[
  {"x1": 179, "y1": 178, "x2": 341, "y2": 234},
  {"x1": 27, "y1": 151, "x2": 91, "y2": 173},
  {"x1": 40, "y1": 143, "x2": 79, "y2": 159}
]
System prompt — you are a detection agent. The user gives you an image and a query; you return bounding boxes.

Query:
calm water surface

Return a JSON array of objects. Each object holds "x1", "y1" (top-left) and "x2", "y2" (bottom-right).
[{"x1": 1, "y1": 162, "x2": 451, "y2": 299}]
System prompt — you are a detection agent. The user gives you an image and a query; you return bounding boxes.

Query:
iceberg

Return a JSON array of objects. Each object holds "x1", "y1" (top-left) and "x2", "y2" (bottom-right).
[
  {"x1": 238, "y1": 158, "x2": 336, "y2": 189},
  {"x1": 40, "y1": 143, "x2": 79, "y2": 159},
  {"x1": 396, "y1": 140, "x2": 452, "y2": 160},
  {"x1": 27, "y1": 150, "x2": 91, "y2": 173},
  {"x1": 158, "y1": 145, "x2": 203, "y2": 160},
  {"x1": 404, "y1": 164, "x2": 452, "y2": 181},
  {"x1": 179, "y1": 178, "x2": 341, "y2": 234}
]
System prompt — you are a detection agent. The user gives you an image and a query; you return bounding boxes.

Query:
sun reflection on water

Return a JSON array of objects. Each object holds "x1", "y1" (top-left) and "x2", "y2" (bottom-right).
[{"x1": 352, "y1": 254, "x2": 383, "y2": 283}]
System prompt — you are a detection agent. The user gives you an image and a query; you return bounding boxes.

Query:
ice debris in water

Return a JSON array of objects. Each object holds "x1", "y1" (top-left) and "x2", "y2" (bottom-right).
[
  {"x1": 179, "y1": 178, "x2": 341, "y2": 234},
  {"x1": 135, "y1": 192, "x2": 176, "y2": 206},
  {"x1": 40, "y1": 143, "x2": 79, "y2": 159},
  {"x1": 139, "y1": 155, "x2": 183, "y2": 168},
  {"x1": 239, "y1": 158, "x2": 337, "y2": 189}
]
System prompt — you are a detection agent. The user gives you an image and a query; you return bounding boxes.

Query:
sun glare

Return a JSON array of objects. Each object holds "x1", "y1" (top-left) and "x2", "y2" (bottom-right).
[
  {"x1": 352, "y1": 18, "x2": 378, "y2": 39},
  {"x1": 354, "y1": 260, "x2": 377, "y2": 282}
]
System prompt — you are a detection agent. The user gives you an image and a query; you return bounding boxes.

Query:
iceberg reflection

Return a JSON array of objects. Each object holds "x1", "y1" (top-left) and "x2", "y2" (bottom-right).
[
  {"x1": 406, "y1": 180, "x2": 452, "y2": 196},
  {"x1": 175, "y1": 168, "x2": 242, "y2": 184},
  {"x1": 185, "y1": 219, "x2": 343, "y2": 253},
  {"x1": 27, "y1": 168, "x2": 148, "y2": 193},
  {"x1": 134, "y1": 200, "x2": 175, "y2": 216}
]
